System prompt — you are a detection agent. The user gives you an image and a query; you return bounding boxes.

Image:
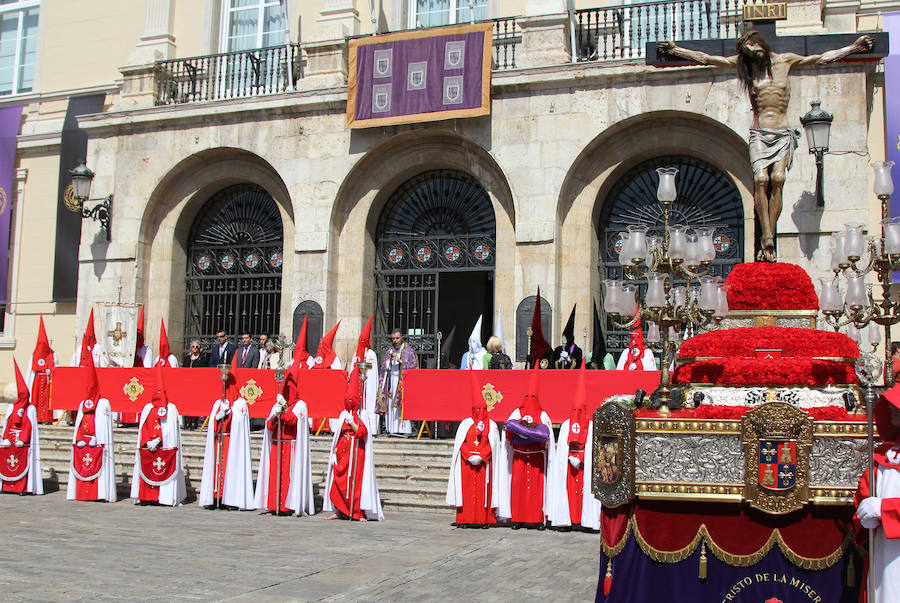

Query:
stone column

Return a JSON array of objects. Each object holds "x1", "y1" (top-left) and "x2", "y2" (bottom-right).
[
  {"x1": 316, "y1": 0, "x2": 361, "y2": 40},
  {"x1": 128, "y1": 0, "x2": 177, "y2": 64},
  {"x1": 516, "y1": 13, "x2": 571, "y2": 69}
]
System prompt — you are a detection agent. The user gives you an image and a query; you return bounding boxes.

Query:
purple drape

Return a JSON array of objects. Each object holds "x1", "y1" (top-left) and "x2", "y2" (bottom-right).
[{"x1": 0, "y1": 104, "x2": 22, "y2": 305}]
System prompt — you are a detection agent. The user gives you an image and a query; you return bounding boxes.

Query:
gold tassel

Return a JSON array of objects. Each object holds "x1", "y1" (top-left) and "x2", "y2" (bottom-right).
[
  {"x1": 699, "y1": 542, "x2": 708, "y2": 581},
  {"x1": 846, "y1": 553, "x2": 855, "y2": 588}
]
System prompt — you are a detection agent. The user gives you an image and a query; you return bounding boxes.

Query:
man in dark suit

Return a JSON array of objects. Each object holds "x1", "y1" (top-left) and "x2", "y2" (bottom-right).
[
  {"x1": 209, "y1": 330, "x2": 237, "y2": 367},
  {"x1": 236, "y1": 331, "x2": 260, "y2": 368}
]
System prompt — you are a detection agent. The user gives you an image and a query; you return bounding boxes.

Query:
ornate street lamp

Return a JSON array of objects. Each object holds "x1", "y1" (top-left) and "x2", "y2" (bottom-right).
[
  {"x1": 66, "y1": 161, "x2": 113, "y2": 241},
  {"x1": 799, "y1": 100, "x2": 833, "y2": 207}
]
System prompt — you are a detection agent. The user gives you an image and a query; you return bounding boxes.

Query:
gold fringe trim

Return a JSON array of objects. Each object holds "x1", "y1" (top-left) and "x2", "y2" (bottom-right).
[
  {"x1": 628, "y1": 515, "x2": 853, "y2": 570},
  {"x1": 600, "y1": 521, "x2": 632, "y2": 558}
]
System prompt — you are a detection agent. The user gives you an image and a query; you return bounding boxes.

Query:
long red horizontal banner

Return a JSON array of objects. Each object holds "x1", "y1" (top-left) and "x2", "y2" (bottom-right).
[
  {"x1": 402, "y1": 369, "x2": 662, "y2": 422},
  {"x1": 50, "y1": 367, "x2": 348, "y2": 418}
]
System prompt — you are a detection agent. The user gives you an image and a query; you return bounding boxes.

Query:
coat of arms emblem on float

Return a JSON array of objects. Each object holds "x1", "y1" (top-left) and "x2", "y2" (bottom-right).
[{"x1": 741, "y1": 401, "x2": 813, "y2": 514}]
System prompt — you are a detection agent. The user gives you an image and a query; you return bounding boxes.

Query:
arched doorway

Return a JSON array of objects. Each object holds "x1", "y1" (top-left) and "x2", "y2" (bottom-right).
[
  {"x1": 598, "y1": 155, "x2": 744, "y2": 355},
  {"x1": 185, "y1": 183, "x2": 284, "y2": 350},
  {"x1": 375, "y1": 169, "x2": 496, "y2": 368}
]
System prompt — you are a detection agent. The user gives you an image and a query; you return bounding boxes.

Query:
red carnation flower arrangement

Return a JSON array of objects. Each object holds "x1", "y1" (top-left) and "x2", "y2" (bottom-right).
[
  {"x1": 672, "y1": 357, "x2": 859, "y2": 387},
  {"x1": 725, "y1": 262, "x2": 819, "y2": 310},
  {"x1": 679, "y1": 327, "x2": 859, "y2": 360}
]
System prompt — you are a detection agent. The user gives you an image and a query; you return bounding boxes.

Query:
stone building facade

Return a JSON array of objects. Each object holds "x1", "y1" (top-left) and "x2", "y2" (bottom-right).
[{"x1": 0, "y1": 0, "x2": 895, "y2": 388}]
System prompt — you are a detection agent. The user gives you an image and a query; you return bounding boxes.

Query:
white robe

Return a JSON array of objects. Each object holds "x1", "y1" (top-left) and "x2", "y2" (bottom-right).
[
  {"x1": 869, "y1": 464, "x2": 900, "y2": 603},
  {"x1": 254, "y1": 400, "x2": 315, "y2": 515},
  {"x1": 24, "y1": 352, "x2": 59, "y2": 393},
  {"x1": 496, "y1": 408, "x2": 556, "y2": 521},
  {"x1": 198, "y1": 398, "x2": 254, "y2": 509},
  {"x1": 323, "y1": 409, "x2": 384, "y2": 520},
  {"x1": 353, "y1": 348, "x2": 380, "y2": 437},
  {"x1": 0, "y1": 405, "x2": 43, "y2": 495},
  {"x1": 461, "y1": 348, "x2": 489, "y2": 370},
  {"x1": 153, "y1": 355, "x2": 179, "y2": 368},
  {"x1": 547, "y1": 419, "x2": 602, "y2": 530},
  {"x1": 66, "y1": 398, "x2": 117, "y2": 502},
  {"x1": 445, "y1": 418, "x2": 501, "y2": 511},
  {"x1": 130, "y1": 402, "x2": 186, "y2": 506},
  {"x1": 615, "y1": 348, "x2": 657, "y2": 371},
  {"x1": 135, "y1": 345, "x2": 153, "y2": 368}
]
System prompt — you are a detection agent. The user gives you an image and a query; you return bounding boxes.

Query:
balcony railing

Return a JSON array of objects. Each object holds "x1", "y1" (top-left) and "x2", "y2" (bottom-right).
[
  {"x1": 493, "y1": 17, "x2": 519, "y2": 70},
  {"x1": 155, "y1": 43, "x2": 303, "y2": 106},
  {"x1": 575, "y1": 0, "x2": 747, "y2": 62}
]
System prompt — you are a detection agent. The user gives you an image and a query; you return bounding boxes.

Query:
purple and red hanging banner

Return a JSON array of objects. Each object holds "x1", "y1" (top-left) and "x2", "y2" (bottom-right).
[
  {"x1": 347, "y1": 23, "x2": 492, "y2": 128},
  {"x1": 0, "y1": 104, "x2": 21, "y2": 305}
]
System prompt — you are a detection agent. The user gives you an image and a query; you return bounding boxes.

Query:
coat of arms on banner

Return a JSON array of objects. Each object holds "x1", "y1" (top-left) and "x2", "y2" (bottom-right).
[
  {"x1": 372, "y1": 84, "x2": 391, "y2": 113},
  {"x1": 99, "y1": 303, "x2": 140, "y2": 367},
  {"x1": 591, "y1": 401, "x2": 635, "y2": 508},
  {"x1": 444, "y1": 41, "x2": 465, "y2": 69},
  {"x1": 741, "y1": 402, "x2": 812, "y2": 514},
  {"x1": 373, "y1": 48, "x2": 393, "y2": 78},
  {"x1": 443, "y1": 75, "x2": 463, "y2": 105},
  {"x1": 480, "y1": 383, "x2": 502, "y2": 411}
]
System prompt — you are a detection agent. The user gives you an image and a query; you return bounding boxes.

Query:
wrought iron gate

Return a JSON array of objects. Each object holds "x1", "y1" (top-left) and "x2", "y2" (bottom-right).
[
  {"x1": 185, "y1": 184, "x2": 283, "y2": 352},
  {"x1": 374, "y1": 170, "x2": 496, "y2": 367},
  {"x1": 598, "y1": 155, "x2": 744, "y2": 355}
]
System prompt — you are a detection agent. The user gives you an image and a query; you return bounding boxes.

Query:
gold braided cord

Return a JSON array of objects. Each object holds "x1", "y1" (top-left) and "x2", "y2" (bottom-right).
[
  {"x1": 600, "y1": 520, "x2": 632, "y2": 558},
  {"x1": 628, "y1": 515, "x2": 853, "y2": 570}
]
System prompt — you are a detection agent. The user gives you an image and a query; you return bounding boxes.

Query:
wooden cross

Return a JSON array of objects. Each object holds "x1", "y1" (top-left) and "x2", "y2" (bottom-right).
[
  {"x1": 107, "y1": 322, "x2": 127, "y2": 345},
  {"x1": 646, "y1": 9, "x2": 886, "y2": 66}
]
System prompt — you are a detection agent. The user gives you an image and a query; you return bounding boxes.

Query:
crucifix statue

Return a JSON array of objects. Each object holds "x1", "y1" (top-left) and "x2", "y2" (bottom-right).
[{"x1": 655, "y1": 18, "x2": 879, "y2": 261}]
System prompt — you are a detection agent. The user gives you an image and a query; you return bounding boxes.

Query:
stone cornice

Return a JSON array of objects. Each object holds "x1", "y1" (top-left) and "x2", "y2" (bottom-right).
[{"x1": 75, "y1": 52, "x2": 874, "y2": 136}]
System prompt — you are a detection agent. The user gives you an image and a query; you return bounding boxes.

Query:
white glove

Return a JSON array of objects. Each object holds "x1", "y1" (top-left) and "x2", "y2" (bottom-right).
[
  {"x1": 858, "y1": 496, "x2": 883, "y2": 529},
  {"x1": 215, "y1": 410, "x2": 226, "y2": 421},
  {"x1": 276, "y1": 394, "x2": 287, "y2": 406},
  {"x1": 88, "y1": 436, "x2": 97, "y2": 447},
  {"x1": 467, "y1": 454, "x2": 483, "y2": 466},
  {"x1": 147, "y1": 437, "x2": 162, "y2": 452},
  {"x1": 0, "y1": 438, "x2": 9, "y2": 448},
  {"x1": 568, "y1": 455, "x2": 582, "y2": 469},
  {"x1": 76, "y1": 440, "x2": 86, "y2": 448},
  {"x1": 560, "y1": 351, "x2": 569, "y2": 360},
  {"x1": 14, "y1": 440, "x2": 24, "y2": 448}
]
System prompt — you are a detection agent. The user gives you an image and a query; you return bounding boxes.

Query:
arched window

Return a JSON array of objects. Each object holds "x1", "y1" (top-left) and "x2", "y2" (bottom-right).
[
  {"x1": 185, "y1": 183, "x2": 283, "y2": 350},
  {"x1": 598, "y1": 155, "x2": 743, "y2": 354},
  {"x1": 375, "y1": 169, "x2": 496, "y2": 367}
]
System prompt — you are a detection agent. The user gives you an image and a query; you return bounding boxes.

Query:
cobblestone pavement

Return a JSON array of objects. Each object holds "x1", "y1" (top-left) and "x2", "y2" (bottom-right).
[{"x1": 0, "y1": 490, "x2": 601, "y2": 602}]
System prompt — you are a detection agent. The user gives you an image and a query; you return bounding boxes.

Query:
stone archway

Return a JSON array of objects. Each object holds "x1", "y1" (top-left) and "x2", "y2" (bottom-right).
[
  {"x1": 556, "y1": 111, "x2": 754, "y2": 353},
  {"x1": 330, "y1": 129, "x2": 516, "y2": 359},
  {"x1": 137, "y1": 147, "x2": 294, "y2": 355}
]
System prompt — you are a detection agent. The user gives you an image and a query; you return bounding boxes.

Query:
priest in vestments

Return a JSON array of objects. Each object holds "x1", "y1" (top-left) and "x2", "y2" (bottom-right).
[
  {"x1": 855, "y1": 385, "x2": 900, "y2": 602},
  {"x1": 352, "y1": 315, "x2": 380, "y2": 436},
  {"x1": 199, "y1": 358, "x2": 254, "y2": 510},
  {"x1": 446, "y1": 367, "x2": 500, "y2": 527},
  {"x1": 324, "y1": 371, "x2": 383, "y2": 521},
  {"x1": 548, "y1": 361, "x2": 602, "y2": 530},
  {"x1": 377, "y1": 328, "x2": 417, "y2": 436},
  {"x1": 498, "y1": 365, "x2": 555, "y2": 528},
  {"x1": 552, "y1": 305, "x2": 583, "y2": 369},
  {"x1": 67, "y1": 355, "x2": 116, "y2": 502},
  {"x1": 25, "y1": 316, "x2": 57, "y2": 423},
  {"x1": 254, "y1": 366, "x2": 315, "y2": 516},
  {"x1": 130, "y1": 368, "x2": 186, "y2": 506},
  {"x1": 0, "y1": 361, "x2": 43, "y2": 495}
]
